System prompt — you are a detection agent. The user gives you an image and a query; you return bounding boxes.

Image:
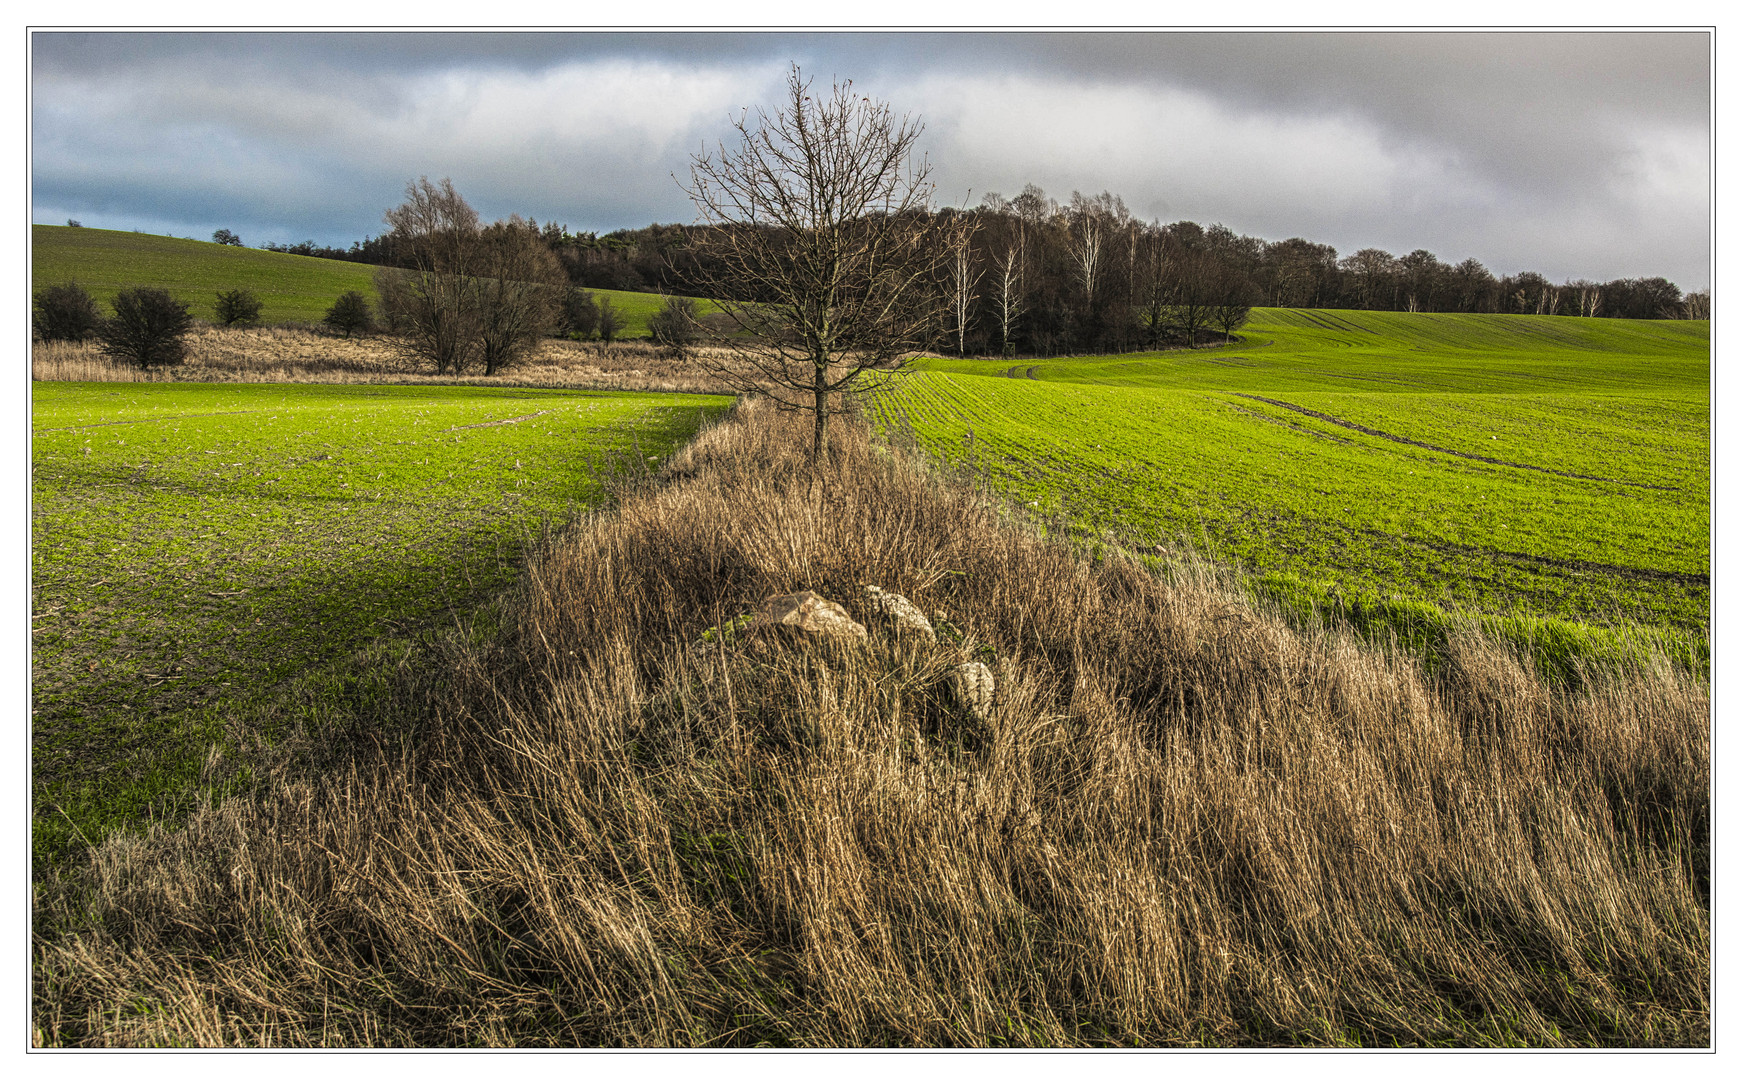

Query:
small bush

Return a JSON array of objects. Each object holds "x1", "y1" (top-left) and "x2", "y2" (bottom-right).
[
  {"x1": 33, "y1": 281, "x2": 101, "y2": 342},
  {"x1": 323, "y1": 291, "x2": 374, "y2": 338},
  {"x1": 97, "y1": 288, "x2": 194, "y2": 370},
  {"x1": 214, "y1": 289, "x2": 263, "y2": 327},
  {"x1": 596, "y1": 296, "x2": 622, "y2": 344},
  {"x1": 648, "y1": 295, "x2": 700, "y2": 357},
  {"x1": 560, "y1": 287, "x2": 599, "y2": 339}
]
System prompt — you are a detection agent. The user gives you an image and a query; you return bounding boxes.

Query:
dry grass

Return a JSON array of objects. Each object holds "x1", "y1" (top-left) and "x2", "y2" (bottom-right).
[
  {"x1": 31, "y1": 400, "x2": 1709, "y2": 1047},
  {"x1": 31, "y1": 325, "x2": 740, "y2": 395}
]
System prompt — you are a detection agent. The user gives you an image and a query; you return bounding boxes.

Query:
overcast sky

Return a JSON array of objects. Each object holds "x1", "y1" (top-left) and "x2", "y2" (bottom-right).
[{"x1": 29, "y1": 30, "x2": 1712, "y2": 290}]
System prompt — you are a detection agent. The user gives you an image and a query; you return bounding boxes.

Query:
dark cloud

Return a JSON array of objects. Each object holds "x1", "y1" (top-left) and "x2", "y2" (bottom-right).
[{"x1": 30, "y1": 30, "x2": 1710, "y2": 288}]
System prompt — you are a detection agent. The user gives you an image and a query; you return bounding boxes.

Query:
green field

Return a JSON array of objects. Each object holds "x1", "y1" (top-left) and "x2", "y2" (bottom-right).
[
  {"x1": 31, "y1": 223, "x2": 696, "y2": 333},
  {"x1": 877, "y1": 308, "x2": 1709, "y2": 652},
  {"x1": 31, "y1": 381, "x2": 733, "y2": 872}
]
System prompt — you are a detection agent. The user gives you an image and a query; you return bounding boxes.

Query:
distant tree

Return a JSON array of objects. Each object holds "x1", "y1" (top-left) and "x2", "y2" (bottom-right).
[
  {"x1": 323, "y1": 291, "x2": 374, "y2": 337},
  {"x1": 32, "y1": 281, "x2": 101, "y2": 342},
  {"x1": 1397, "y1": 249, "x2": 1444, "y2": 312},
  {"x1": 647, "y1": 294, "x2": 700, "y2": 357},
  {"x1": 97, "y1": 287, "x2": 194, "y2": 370},
  {"x1": 560, "y1": 287, "x2": 600, "y2": 338},
  {"x1": 1165, "y1": 244, "x2": 1218, "y2": 348},
  {"x1": 213, "y1": 288, "x2": 263, "y2": 326},
  {"x1": 1449, "y1": 257, "x2": 1498, "y2": 313},
  {"x1": 470, "y1": 215, "x2": 566, "y2": 375},
  {"x1": 1066, "y1": 191, "x2": 1122, "y2": 308},
  {"x1": 1631, "y1": 277, "x2": 1684, "y2": 319},
  {"x1": 1260, "y1": 237, "x2": 1340, "y2": 308},
  {"x1": 1209, "y1": 263, "x2": 1258, "y2": 343},
  {"x1": 1133, "y1": 224, "x2": 1174, "y2": 349},
  {"x1": 680, "y1": 64, "x2": 949, "y2": 461},
  {"x1": 212, "y1": 228, "x2": 242, "y2": 246},
  {"x1": 1499, "y1": 270, "x2": 1556, "y2": 315},
  {"x1": 66, "y1": 219, "x2": 82, "y2": 228},
  {"x1": 595, "y1": 296, "x2": 623, "y2": 344},
  {"x1": 943, "y1": 212, "x2": 983, "y2": 356},
  {"x1": 1683, "y1": 290, "x2": 1711, "y2": 320},
  {"x1": 991, "y1": 237, "x2": 1025, "y2": 357},
  {"x1": 376, "y1": 176, "x2": 481, "y2": 374},
  {"x1": 1341, "y1": 247, "x2": 1398, "y2": 310},
  {"x1": 1567, "y1": 279, "x2": 1604, "y2": 318}
]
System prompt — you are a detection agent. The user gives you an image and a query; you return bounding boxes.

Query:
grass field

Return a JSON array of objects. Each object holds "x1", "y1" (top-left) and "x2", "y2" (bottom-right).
[
  {"x1": 32, "y1": 401, "x2": 1709, "y2": 1047},
  {"x1": 31, "y1": 223, "x2": 698, "y2": 334},
  {"x1": 30, "y1": 380, "x2": 733, "y2": 873},
  {"x1": 875, "y1": 309, "x2": 1709, "y2": 663}
]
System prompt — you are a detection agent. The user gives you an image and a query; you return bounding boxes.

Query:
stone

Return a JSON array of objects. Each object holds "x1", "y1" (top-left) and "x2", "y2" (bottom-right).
[
  {"x1": 949, "y1": 661, "x2": 995, "y2": 723},
  {"x1": 756, "y1": 590, "x2": 867, "y2": 643},
  {"x1": 863, "y1": 585, "x2": 936, "y2": 642}
]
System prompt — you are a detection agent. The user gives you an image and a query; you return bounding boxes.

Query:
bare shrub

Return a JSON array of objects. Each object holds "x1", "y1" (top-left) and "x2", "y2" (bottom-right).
[
  {"x1": 96, "y1": 287, "x2": 194, "y2": 370},
  {"x1": 647, "y1": 294, "x2": 700, "y2": 358},
  {"x1": 559, "y1": 287, "x2": 600, "y2": 338},
  {"x1": 33, "y1": 281, "x2": 101, "y2": 342},
  {"x1": 213, "y1": 289, "x2": 263, "y2": 327},
  {"x1": 322, "y1": 291, "x2": 374, "y2": 338},
  {"x1": 32, "y1": 402, "x2": 1708, "y2": 1047}
]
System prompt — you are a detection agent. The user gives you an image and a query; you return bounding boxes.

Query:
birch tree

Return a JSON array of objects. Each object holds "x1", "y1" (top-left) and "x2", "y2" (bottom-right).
[{"x1": 944, "y1": 213, "x2": 983, "y2": 355}]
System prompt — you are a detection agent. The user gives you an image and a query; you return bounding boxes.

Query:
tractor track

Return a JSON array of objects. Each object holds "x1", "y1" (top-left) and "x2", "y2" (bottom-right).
[{"x1": 1232, "y1": 394, "x2": 1679, "y2": 491}]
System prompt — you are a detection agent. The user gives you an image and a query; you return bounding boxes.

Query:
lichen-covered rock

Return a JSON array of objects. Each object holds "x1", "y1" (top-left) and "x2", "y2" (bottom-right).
[
  {"x1": 949, "y1": 661, "x2": 995, "y2": 723},
  {"x1": 756, "y1": 590, "x2": 867, "y2": 643},
  {"x1": 863, "y1": 585, "x2": 936, "y2": 642}
]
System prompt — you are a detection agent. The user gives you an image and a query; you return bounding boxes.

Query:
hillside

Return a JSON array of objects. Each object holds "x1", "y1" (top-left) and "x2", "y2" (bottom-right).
[
  {"x1": 886, "y1": 310, "x2": 1710, "y2": 644},
  {"x1": 30, "y1": 224, "x2": 684, "y2": 334}
]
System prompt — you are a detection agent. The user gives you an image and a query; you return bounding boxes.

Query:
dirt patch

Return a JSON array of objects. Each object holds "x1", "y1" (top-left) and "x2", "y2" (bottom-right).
[{"x1": 441, "y1": 410, "x2": 557, "y2": 432}]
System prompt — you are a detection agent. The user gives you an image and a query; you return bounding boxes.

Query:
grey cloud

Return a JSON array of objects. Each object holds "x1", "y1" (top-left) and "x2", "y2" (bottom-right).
[{"x1": 30, "y1": 30, "x2": 1710, "y2": 289}]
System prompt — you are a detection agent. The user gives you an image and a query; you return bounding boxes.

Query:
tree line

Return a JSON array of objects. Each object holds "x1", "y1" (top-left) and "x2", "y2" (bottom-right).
[{"x1": 261, "y1": 189, "x2": 1704, "y2": 361}]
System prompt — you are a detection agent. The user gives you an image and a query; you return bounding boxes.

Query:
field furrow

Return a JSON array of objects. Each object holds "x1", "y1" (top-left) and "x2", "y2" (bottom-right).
[{"x1": 879, "y1": 310, "x2": 1708, "y2": 636}]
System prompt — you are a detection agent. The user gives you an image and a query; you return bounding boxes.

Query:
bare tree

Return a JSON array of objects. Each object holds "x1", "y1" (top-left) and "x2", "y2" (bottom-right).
[
  {"x1": 682, "y1": 65, "x2": 947, "y2": 462},
  {"x1": 1209, "y1": 261, "x2": 1257, "y2": 344},
  {"x1": 649, "y1": 294, "x2": 702, "y2": 357},
  {"x1": 1569, "y1": 279, "x2": 1604, "y2": 318},
  {"x1": 944, "y1": 212, "x2": 983, "y2": 355},
  {"x1": 1342, "y1": 247, "x2": 1398, "y2": 310},
  {"x1": 1166, "y1": 245, "x2": 1218, "y2": 349},
  {"x1": 377, "y1": 177, "x2": 481, "y2": 374},
  {"x1": 1133, "y1": 224, "x2": 1173, "y2": 349},
  {"x1": 1065, "y1": 191, "x2": 1126, "y2": 309},
  {"x1": 596, "y1": 296, "x2": 623, "y2": 344},
  {"x1": 991, "y1": 237, "x2": 1025, "y2": 357},
  {"x1": 470, "y1": 215, "x2": 565, "y2": 375}
]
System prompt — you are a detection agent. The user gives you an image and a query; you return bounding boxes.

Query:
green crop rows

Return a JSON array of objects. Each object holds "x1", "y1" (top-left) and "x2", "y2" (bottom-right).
[
  {"x1": 31, "y1": 381, "x2": 732, "y2": 873},
  {"x1": 876, "y1": 308, "x2": 1708, "y2": 656},
  {"x1": 32, "y1": 223, "x2": 705, "y2": 333}
]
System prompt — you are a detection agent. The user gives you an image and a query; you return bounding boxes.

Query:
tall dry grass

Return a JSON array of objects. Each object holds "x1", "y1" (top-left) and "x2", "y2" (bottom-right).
[
  {"x1": 31, "y1": 325, "x2": 738, "y2": 394},
  {"x1": 32, "y1": 400, "x2": 1709, "y2": 1047}
]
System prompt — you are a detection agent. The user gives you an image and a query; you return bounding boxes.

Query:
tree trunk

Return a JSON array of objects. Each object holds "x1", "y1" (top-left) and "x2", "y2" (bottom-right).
[{"x1": 813, "y1": 360, "x2": 829, "y2": 464}]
